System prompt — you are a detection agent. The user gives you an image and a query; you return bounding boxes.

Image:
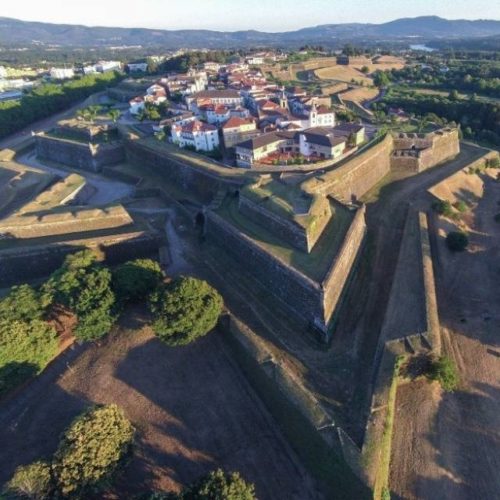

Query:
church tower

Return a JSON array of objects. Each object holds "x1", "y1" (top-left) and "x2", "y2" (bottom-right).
[{"x1": 309, "y1": 102, "x2": 318, "y2": 128}]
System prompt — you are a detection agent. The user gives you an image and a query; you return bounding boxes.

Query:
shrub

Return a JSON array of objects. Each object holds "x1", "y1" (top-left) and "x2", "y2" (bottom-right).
[
  {"x1": 432, "y1": 199, "x2": 453, "y2": 217},
  {"x1": 112, "y1": 259, "x2": 164, "y2": 303},
  {"x1": 5, "y1": 461, "x2": 53, "y2": 499},
  {"x1": 42, "y1": 250, "x2": 116, "y2": 341},
  {"x1": 150, "y1": 276, "x2": 223, "y2": 346},
  {"x1": 184, "y1": 469, "x2": 256, "y2": 499},
  {"x1": 429, "y1": 356, "x2": 459, "y2": 392},
  {"x1": 52, "y1": 404, "x2": 134, "y2": 497},
  {"x1": 0, "y1": 284, "x2": 46, "y2": 322},
  {"x1": 445, "y1": 231, "x2": 469, "y2": 252},
  {"x1": 0, "y1": 319, "x2": 58, "y2": 395},
  {"x1": 453, "y1": 200, "x2": 468, "y2": 213},
  {"x1": 487, "y1": 157, "x2": 500, "y2": 169}
]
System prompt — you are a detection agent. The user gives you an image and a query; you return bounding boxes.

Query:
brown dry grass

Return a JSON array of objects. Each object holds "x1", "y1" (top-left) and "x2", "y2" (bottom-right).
[
  {"x1": 340, "y1": 87, "x2": 379, "y2": 105},
  {"x1": 315, "y1": 65, "x2": 374, "y2": 85},
  {"x1": 0, "y1": 310, "x2": 322, "y2": 499}
]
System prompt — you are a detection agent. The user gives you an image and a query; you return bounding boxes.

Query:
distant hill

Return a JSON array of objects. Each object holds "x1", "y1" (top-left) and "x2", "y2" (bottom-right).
[{"x1": 1, "y1": 16, "x2": 500, "y2": 48}]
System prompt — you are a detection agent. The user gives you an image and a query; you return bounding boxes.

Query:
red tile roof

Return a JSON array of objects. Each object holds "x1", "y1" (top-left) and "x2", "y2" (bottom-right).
[{"x1": 222, "y1": 116, "x2": 255, "y2": 130}]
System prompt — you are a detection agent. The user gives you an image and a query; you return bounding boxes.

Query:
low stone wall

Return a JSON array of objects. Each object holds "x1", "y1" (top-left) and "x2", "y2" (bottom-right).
[
  {"x1": 221, "y1": 315, "x2": 370, "y2": 499},
  {"x1": 361, "y1": 210, "x2": 441, "y2": 498},
  {"x1": 35, "y1": 134, "x2": 125, "y2": 172},
  {"x1": 0, "y1": 206, "x2": 133, "y2": 239},
  {"x1": 0, "y1": 231, "x2": 162, "y2": 287},
  {"x1": 321, "y1": 205, "x2": 366, "y2": 326}
]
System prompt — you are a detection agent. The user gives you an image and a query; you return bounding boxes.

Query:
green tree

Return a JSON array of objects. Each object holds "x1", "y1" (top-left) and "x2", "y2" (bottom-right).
[
  {"x1": 6, "y1": 461, "x2": 53, "y2": 500},
  {"x1": 429, "y1": 356, "x2": 459, "y2": 392},
  {"x1": 108, "y1": 109, "x2": 121, "y2": 123},
  {"x1": 149, "y1": 277, "x2": 223, "y2": 346},
  {"x1": 373, "y1": 70, "x2": 391, "y2": 88},
  {"x1": 184, "y1": 469, "x2": 256, "y2": 500},
  {"x1": 112, "y1": 259, "x2": 164, "y2": 303},
  {"x1": 42, "y1": 250, "x2": 116, "y2": 341},
  {"x1": 0, "y1": 319, "x2": 58, "y2": 395},
  {"x1": 52, "y1": 405, "x2": 134, "y2": 497},
  {"x1": 446, "y1": 231, "x2": 469, "y2": 252},
  {"x1": 0, "y1": 284, "x2": 45, "y2": 322},
  {"x1": 432, "y1": 199, "x2": 454, "y2": 217}
]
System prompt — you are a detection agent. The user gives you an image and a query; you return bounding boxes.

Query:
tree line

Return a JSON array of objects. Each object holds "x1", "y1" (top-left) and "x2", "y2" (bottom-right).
[{"x1": 0, "y1": 71, "x2": 122, "y2": 139}]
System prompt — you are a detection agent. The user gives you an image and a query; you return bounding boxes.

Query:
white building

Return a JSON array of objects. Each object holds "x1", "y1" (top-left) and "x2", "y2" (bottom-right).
[
  {"x1": 186, "y1": 89, "x2": 243, "y2": 112},
  {"x1": 96, "y1": 61, "x2": 122, "y2": 73},
  {"x1": 127, "y1": 63, "x2": 148, "y2": 73},
  {"x1": 83, "y1": 65, "x2": 98, "y2": 75},
  {"x1": 171, "y1": 120, "x2": 220, "y2": 152},
  {"x1": 129, "y1": 96, "x2": 145, "y2": 115},
  {"x1": 308, "y1": 104, "x2": 335, "y2": 128},
  {"x1": 50, "y1": 67, "x2": 75, "y2": 80},
  {"x1": 0, "y1": 66, "x2": 7, "y2": 78}
]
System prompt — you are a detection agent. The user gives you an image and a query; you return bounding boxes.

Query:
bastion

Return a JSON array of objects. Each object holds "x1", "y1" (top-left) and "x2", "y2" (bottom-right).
[{"x1": 35, "y1": 120, "x2": 125, "y2": 172}]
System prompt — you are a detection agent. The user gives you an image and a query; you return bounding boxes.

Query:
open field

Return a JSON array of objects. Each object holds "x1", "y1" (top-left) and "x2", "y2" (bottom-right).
[
  {"x1": 339, "y1": 87, "x2": 379, "y2": 105},
  {"x1": 389, "y1": 169, "x2": 500, "y2": 499},
  {"x1": 315, "y1": 65, "x2": 373, "y2": 85},
  {"x1": 0, "y1": 310, "x2": 321, "y2": 499}
]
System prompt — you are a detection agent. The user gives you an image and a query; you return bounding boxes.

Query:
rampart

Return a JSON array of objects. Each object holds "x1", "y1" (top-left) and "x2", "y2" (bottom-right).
[
  {"x1": 125, "y1": 139, "x2": 232, "y2": 203},
  {"x1": 237, "y1": 193, "x2": 331, "y2": 253},
  {"x1": 206, "y1": 210, "x2": 324, "y2": 324},
  {"x1": 35, "y1": 134, "x2": 125, "y2": 172},
  {"x1": 206, "y1": 204, "x2": 365, "y2": 333},
  {"x1": 0, "y1": 231, "x2": 162, "y2": 287},
  {"x1": 361, "y1": 210, "x2": 441, "y2": 497},
  {"x1": 321, "y1": 204, "x2": 366, "y2": 324},
  {"x1": 221, "y1": 315, "x2": 370, "y2": 499},
  {"x1": 302, "y1": 135, "x2": 393, "y2": 202},
  {"x1": 391, "y1": 128, "x2": 460, "y2": 173},
  {"x1": 0, "y1": 205, "x2": 133, "y2": 239}
]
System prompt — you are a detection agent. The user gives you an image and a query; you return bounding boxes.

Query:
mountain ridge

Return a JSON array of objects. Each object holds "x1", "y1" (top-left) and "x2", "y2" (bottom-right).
[{"x1": 1, "y1": 16, "x2": 500, "y2": 48}]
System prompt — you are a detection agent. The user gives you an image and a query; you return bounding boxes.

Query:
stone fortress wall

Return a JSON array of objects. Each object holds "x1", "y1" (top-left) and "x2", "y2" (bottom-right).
[
  {"x1": 35, "y1": 134, "x2": 125, "y2": 173},
  {"x1": 391, "y1": 128, "x2": 460, "y2": 173},
  {"x1": 206, "y1": 203, "x2": 366, "y2": 334},
  {"x1": 0, "y1": 205, "x2": 133, "y2": 239},
  {"x1": 0, "y1": 231, "x2": 162, "y2": 287},
  {"x1": 237, "y1": 193, "x2": 332, "y2": 253}
]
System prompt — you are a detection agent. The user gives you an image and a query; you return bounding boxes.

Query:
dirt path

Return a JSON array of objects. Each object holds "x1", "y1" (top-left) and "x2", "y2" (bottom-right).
[
  {"x1": 0, "y1": 310, "x2": 322, "y2": 499},
  {"x1": 16, "y1": 151, "x2": 134, "y2": 205},
  {"x1": 389, "y1": 171, "x2": 500, "y2": 500}
]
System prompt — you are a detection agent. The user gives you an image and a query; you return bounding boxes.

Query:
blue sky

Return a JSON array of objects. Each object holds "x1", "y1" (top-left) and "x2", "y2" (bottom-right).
[{"x1": 1, "y1": 0, "x2": 499, "y2": 31}]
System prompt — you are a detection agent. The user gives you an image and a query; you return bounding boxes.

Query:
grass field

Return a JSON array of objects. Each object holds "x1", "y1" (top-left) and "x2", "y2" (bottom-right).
[
  {"x1": 315, "y1": 65, "x2": 373, "y2": 85},
  {"x1": 339, "y1": 87, "x2": 379, "y2": 104}
]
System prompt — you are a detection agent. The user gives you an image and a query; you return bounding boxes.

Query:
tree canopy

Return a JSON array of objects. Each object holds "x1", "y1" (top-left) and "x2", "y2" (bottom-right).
[
  {"x1": 149, "y1": 277, "x2": 223, "y2": 346},
  {"x1": 53, "y1": 404, "x2": 134, "y2": 497},
  {"x1": 42, "y1": 250, "x2": 116, "y2": 340},
  {"x1": 112, "y1": 258, "x2": 164, "y2": 303}
]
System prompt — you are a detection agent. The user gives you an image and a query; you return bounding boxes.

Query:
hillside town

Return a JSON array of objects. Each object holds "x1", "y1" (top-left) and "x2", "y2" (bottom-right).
[
  {"x1": 126, "y1": 58, "x2": 365, "y2": 167},
  {"x1": 0, "y1": 5, "x2": 500, "y2": 500}
]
